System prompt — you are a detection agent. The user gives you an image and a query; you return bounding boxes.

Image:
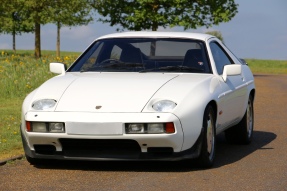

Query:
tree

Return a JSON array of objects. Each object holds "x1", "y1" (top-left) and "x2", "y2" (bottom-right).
[
  {"x1": 90, "y1": 0, "x2": 238, "y2": 31},
  {"x1": 0, "y1": 0, "x2": 34, "y2": 53},
  {"x1": 21, "y1": 0, "x2": 53, "y2": 58},
  {"x1": 51, "y1": 0, "x2": 93, "y2": 57},
  {"x1": 206, "y1": 30, "x2": 224, "y2": 43},
  {"x1": 0, "y1": 2, "x2": 5, "y2": 33}
]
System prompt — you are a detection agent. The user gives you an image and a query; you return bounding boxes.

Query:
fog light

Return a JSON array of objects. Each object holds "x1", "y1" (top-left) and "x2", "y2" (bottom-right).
[
  {"x1": 49, "y1": 123, "x2": 65, "y2": 133},
  {"x1": 152, "y1": 100, "x2": 177, "y2": 112},
  {"x1": 32, "y1": 99, "x2": 57, "y2": 110},
  {"x1": 147, "y1": 124, "x2": 164, "y2": 133},
  {"x1": 32, "y1": 122, "x2": 47, "y2": 132},
  {"x1": 125, "y1": 123, "x2": 175, "y2": 134},
  {"x1": 126, "y1": 124, "x2": 144, "y2": 134}
]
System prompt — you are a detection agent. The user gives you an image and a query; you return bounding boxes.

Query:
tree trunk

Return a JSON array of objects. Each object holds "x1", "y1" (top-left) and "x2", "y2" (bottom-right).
[
  {"x1": 150, "y1": 41, "x2": 156, "y2": 56},
  {"x1": 150, "y1": 22, "x2": 158, "y2": 56},
  {"x1": 56, "y1": 21, "x2": 61, "y2": 57},
  {"x1": 34, "y1": 22, "x2": 41, "y2": 58},
  {"x1": 12, "y1": 28, "x2": 16, "y2": 54},
  {"x1": 152, "y1": 22, "x2": 158, "y2": 31}
]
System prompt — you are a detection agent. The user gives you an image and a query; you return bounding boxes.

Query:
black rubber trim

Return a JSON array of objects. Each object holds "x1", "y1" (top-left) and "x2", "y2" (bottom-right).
[{"x1": 25, "y1": 135, "x2": 202, "y2": 162}]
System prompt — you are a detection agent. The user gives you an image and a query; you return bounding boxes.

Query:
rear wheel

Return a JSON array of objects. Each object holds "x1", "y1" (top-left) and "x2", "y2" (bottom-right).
[
  {"x1": 197, "y1": 105, "x2": 216, "y2": 168},
  {"x1": 225, "y1": 95, "x2": 254, "y2": 144}
]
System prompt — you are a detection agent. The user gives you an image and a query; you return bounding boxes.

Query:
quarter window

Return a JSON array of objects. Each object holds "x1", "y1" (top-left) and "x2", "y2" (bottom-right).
[{"x1": 210, "y1": 42, "x2": 234, "y2": 75}]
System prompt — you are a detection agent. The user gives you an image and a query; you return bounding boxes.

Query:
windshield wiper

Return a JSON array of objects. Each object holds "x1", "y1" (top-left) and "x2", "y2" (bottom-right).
[{"x1": 139, "y1": 65, "x2": 204, "y2": 73}]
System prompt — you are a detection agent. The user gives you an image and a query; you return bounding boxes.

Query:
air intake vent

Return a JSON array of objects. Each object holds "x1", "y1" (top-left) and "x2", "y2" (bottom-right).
[{"x1": 59, "y1": 139, "x2": 141, "y2": 159}]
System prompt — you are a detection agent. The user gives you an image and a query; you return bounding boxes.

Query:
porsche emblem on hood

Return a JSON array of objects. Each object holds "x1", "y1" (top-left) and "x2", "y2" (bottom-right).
[{"x1": 95, "y1": 106, "x2": 102, "y2": 109}]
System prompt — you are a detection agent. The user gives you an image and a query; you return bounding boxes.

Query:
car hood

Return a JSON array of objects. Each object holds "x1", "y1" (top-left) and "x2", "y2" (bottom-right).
[{"x1": 32, "y1": 73, "x2": 179, "y2": 112}]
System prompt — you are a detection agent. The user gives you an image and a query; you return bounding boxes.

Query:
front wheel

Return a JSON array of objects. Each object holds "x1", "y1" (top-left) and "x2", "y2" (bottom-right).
[
  {"x1": 197, "y1": 105, "x2": 216, "y2": 168},
  {"x1": 225, "y1": 95, "x2": 254, "y2": 144}
]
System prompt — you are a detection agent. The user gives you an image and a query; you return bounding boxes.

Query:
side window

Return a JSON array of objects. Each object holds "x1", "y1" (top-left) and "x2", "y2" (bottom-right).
[{"x1": 210, "y1": 42, "x2": 234, "y2": 75}]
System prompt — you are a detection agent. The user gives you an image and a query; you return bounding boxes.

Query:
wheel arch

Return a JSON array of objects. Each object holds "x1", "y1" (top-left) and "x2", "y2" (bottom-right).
[
  {"x1": 208, "y1": 100, "x2": 218, "y2": 123},
  {"x1": 250, "y1": 89, "x2": 255, "y2": 102}
]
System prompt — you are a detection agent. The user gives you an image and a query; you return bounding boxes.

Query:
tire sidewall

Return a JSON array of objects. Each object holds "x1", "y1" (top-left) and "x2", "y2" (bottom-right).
[{"x1": 198, "y1": 105, "x2": 216, "y2": 168}]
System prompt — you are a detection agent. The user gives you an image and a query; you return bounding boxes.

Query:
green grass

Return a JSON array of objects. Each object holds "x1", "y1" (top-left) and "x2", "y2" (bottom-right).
[
  {"x1": 0, "y1": 50, "x2": 79, "y2": 160},
  {"x1": 0, "y1": 50, "x2": 79, "y2": 99},
  {"x1": 0, "y1": 50, "x2": 286, "y2": 160},
  {"x1": 246, "y1": 59, "x2": 287, "y2": 74},
  {"x1": 1, "y1": 49, "x2": 80, "y2": 57},
  {"x1": 0, "y1": 97, "x2": 23, "y2": 160}
]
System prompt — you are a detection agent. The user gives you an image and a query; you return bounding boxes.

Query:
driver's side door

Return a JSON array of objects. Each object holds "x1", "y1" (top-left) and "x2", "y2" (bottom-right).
[{"x1": 210, "y1": 41, "x2": 247, "y2": 130}]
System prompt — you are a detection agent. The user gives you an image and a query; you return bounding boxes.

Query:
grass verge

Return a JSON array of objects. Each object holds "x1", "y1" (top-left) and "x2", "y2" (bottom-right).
[
  {"x1": 0, "y1": 98, "x2": 24, "y2": 161},
  {"x1": 246, "y1": 59, "x2": 287, "y2": 74}
]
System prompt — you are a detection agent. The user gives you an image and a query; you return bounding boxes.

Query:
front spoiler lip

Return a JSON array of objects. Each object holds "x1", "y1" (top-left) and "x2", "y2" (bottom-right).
[
  {"x1": 27, "y1": 144, "x2": 201, "y2": 162},
  {"x1": 23, "y1": 132, "x2": 203, "y2": 162}
]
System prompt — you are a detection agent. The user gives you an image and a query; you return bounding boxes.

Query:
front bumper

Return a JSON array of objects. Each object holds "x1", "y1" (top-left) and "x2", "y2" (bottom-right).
[
  {"x1": 21, "y1": 133, "x2": 202, "y2": 161},
  {"x1": 21, "y1": 112, "x2": 201, "y2": 161}
]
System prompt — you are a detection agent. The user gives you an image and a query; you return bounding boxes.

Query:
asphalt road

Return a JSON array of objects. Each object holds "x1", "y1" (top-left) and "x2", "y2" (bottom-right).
[{"x1": 1, "y1": 74, "x2": 286, "y2": 191}]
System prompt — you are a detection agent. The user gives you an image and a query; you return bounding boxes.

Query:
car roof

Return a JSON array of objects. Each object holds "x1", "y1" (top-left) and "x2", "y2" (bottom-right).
[{"x1": 96, "y1": 31, "x2": 215, "y2": 41}]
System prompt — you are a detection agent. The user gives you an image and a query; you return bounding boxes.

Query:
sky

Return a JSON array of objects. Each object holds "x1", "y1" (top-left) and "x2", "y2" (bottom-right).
[{"x1": 0, "y1": 0, "x2": 286, "y2": 60}]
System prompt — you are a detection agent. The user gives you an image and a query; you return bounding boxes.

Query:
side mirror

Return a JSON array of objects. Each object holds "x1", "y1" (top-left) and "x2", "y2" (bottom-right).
[
  {"x1": 50, "y1": 62, "x2": 66, "y2": 75},
  {"x1": 222, "y1": 64, "x2": 241, "y2": 82}
]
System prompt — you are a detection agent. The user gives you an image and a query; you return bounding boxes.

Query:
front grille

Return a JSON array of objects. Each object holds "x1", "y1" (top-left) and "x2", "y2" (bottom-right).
[{"x1": 59, "y1": 139, "x2": 141, "y2": 159}]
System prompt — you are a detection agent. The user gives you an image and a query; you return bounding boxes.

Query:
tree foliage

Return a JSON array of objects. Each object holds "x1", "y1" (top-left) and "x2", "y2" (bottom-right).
[
  {"x1": 51, "y1": 0, "x2": 93, "y2": 27},
  {"x1": 0, "y1": 0, "x2": 94, "y2": 58},
  {"x1": 0, "y1": 0, "x2": 34, "y2": 53},
  {"x1": 90, "y1": 0, "x2": 238, "y2": 31},
  {"x1": 18, "y1": 0, "x2": 53, "y2": 58}
]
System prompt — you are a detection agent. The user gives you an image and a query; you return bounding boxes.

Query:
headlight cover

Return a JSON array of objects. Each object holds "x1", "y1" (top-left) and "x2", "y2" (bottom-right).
[
  {"x1": 32, "y1": 99, "x2": 57, "y2": 110},
  {"x1": 152, "y1": 100, "x2": 177, "y2": 112}
]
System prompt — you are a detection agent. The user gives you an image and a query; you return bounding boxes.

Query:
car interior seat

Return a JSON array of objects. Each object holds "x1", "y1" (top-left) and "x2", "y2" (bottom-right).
[
  {"x1": 182, "y1": 49, "x2": 205, "y2": 72},
  {"x1": 120, "y1": 48, "x2": 143, "y2": 64}
]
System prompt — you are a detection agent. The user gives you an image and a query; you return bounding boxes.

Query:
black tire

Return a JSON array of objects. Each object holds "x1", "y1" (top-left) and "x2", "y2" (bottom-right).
[
  {"x1": 225, "y1": 95, "x2": 254, "y2": 144},
  {"x1": 197, "y1": 105, "x2": 216, "y2": 168}
]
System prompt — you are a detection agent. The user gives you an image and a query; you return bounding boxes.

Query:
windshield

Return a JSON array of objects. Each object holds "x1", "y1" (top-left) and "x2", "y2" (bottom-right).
[{"x1": 68, "y1": 38, "x2": 211, "y2": 73}]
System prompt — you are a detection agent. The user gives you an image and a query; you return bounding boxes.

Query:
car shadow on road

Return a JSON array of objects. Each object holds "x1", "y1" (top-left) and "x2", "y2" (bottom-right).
[
  {"x1": 214, "y1": 130, "x2": 276, "y2": 168},
  {"x1": 34, "y1": 130, "x2": 276, "y2": 172}
]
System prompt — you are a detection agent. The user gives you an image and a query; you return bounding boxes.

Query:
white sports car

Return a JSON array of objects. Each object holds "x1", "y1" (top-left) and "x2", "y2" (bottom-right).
[{"x1": 21, "y1": 32, "x2": 255, "y2": 168}]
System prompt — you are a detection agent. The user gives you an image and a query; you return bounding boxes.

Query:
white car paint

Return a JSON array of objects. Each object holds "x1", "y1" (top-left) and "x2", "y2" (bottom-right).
[{"x1": 55, "y1": 73, "x2": 178, "y2": 112}]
